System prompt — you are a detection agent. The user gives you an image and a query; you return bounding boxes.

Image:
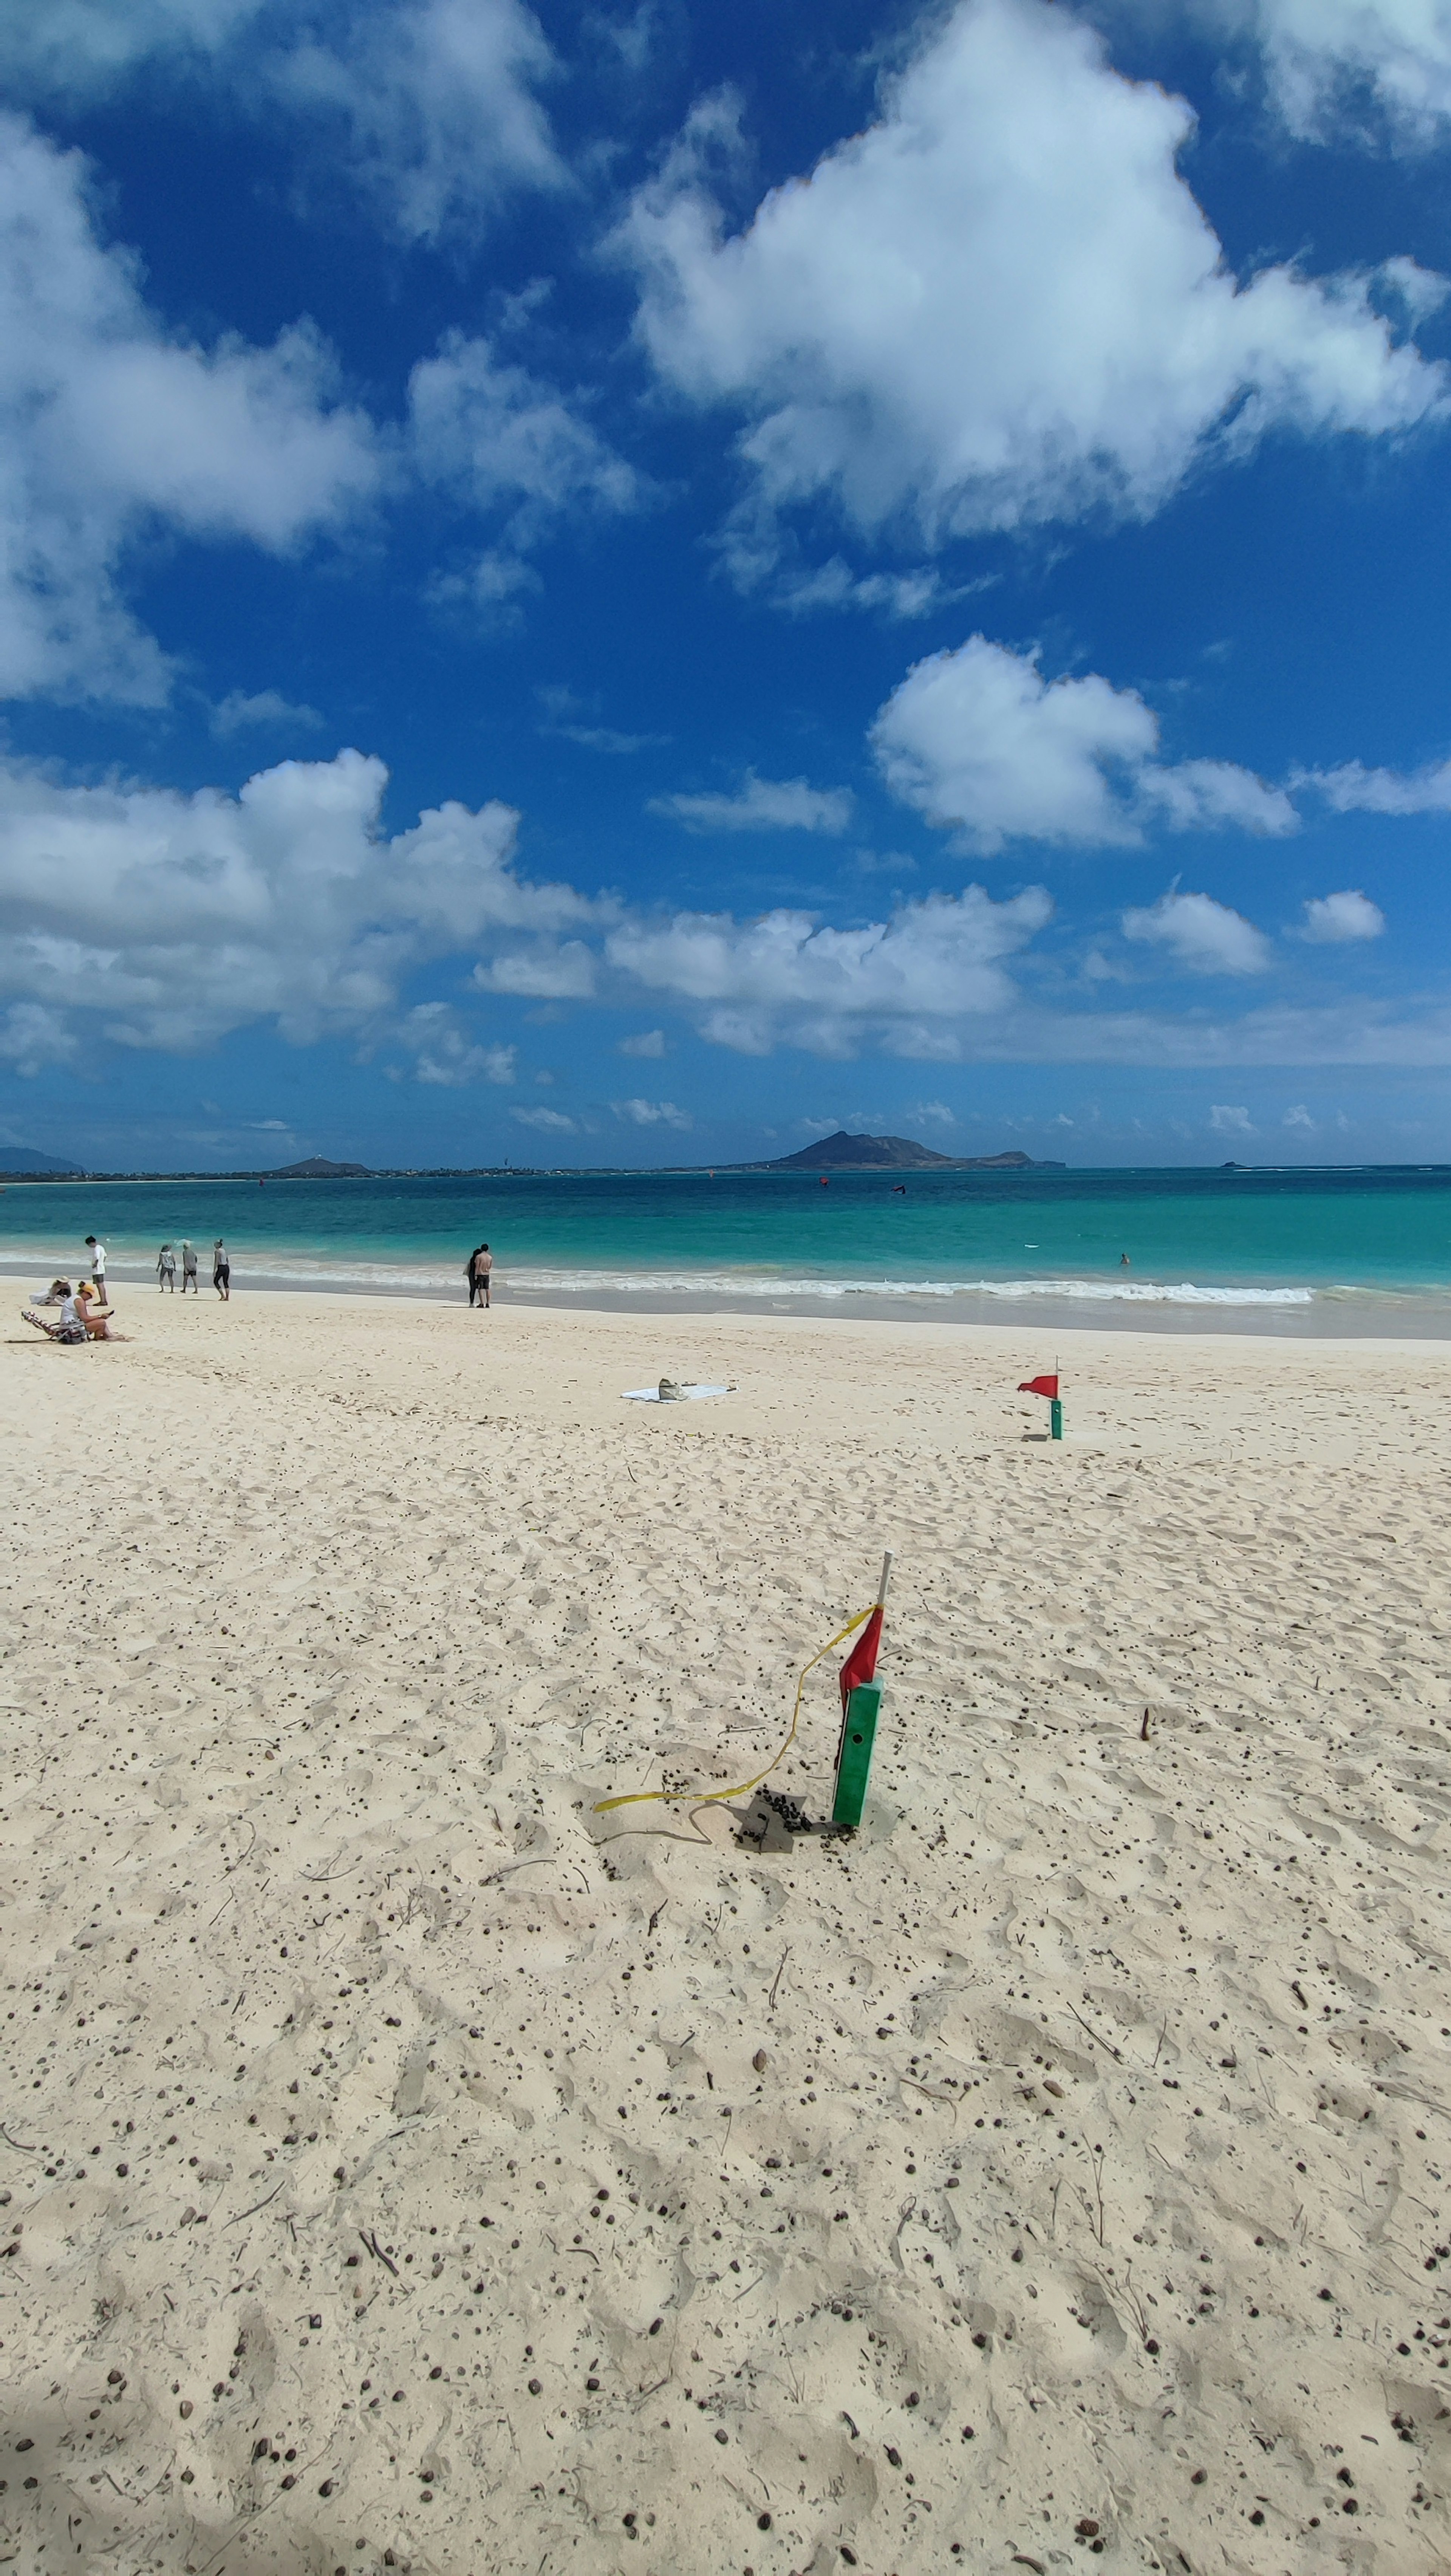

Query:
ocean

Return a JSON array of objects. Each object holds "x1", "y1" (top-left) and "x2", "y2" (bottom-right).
[{"x1": 3, "y1": 1164, "x2": 1450, "y2": 1335}]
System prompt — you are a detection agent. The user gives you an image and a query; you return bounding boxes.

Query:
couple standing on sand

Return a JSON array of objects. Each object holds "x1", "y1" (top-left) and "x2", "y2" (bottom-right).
[
  {"x1": 465, "y1": 1243, "x2": 492, "y2": 1309},
  {"x1": 156, "y1": 1240, "x2": 198, "y2": 1292}
]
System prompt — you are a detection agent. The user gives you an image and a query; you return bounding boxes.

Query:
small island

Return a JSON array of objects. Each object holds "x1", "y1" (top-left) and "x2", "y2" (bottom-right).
[
  {"x1": 266, "y1": 1158, "x2": 373, "y2": 1179},
  {"x1": 743, "y1": 1129, "x2": 1066, "y2": 1173}
]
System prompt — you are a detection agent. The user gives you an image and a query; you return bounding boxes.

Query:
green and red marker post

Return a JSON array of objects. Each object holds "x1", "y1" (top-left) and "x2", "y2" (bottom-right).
[
  {"x1": 1018, "y1": 1366, "x2": 1063, "y2": 1440},
  {"x1": 832, "y1": 1550, "x2": 894, "y2": 1830}
]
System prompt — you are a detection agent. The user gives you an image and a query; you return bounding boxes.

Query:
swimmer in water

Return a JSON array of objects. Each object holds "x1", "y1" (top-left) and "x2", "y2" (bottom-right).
[{"x1": 1120, "y1": 1252, "x2": 1131, "y2": 1267}]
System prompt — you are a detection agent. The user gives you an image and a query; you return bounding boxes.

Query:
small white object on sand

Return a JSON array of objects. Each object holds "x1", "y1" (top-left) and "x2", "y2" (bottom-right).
[{"x1": 622, "y1": 1381, "x2": 731, "y2": 1401}]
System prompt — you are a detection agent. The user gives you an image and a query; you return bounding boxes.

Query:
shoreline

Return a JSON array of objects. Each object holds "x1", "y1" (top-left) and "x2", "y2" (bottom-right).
[{"x1": 5, "y1": 1256, "x2": 1451, "y2": 1337}]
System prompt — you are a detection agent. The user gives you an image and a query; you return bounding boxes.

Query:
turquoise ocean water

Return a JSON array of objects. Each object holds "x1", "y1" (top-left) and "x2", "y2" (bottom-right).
[{"x1": 2, "y1": 1166, "x2": 1450, "y2": 1334}]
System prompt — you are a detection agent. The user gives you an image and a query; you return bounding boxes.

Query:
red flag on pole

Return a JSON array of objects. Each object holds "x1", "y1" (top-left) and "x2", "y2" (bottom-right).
[
  {"x1": 838, "y1": 1604, "x2": 883, "y2": 1712},
  {"x1": 839, "y1": 1550, "x2": 894, "y2": 1711},
  {"x1": 1018, "y1": 1373, "x2": 1059, "y2": 1399}
]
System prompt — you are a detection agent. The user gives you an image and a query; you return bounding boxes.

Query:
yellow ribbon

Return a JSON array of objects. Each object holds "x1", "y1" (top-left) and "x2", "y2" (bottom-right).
[{"x1": 592, "y1": 1604, "x2": 877, "y2": 1814}]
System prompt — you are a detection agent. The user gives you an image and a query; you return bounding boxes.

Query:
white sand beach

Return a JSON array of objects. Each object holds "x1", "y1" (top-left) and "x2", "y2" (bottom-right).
[{"x1": 3, "y1": 1290, "x2": 1450, "y2": 2574}]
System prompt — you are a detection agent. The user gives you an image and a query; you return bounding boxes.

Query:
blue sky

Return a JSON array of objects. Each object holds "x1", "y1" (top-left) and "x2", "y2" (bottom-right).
[{"x1": 4, "y1": 0, "x2": 1451, "y2": 1170}]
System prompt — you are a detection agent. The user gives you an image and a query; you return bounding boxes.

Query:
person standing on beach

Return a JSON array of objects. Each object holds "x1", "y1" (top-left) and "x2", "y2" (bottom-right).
[
  {"x1": 467, "y1": 1243, "x2": 492, "y2": 1308},
  {"x1": 213, "y1": 1238, "x2": 230, "y2": 1300},
  {"x1": 85, "y1": 1234, "x2": 106, "y2": 1300},
  {"x1": 157, "y1": 1243, "x2": 176, "y2": 1291},
  {"x1": 181, "y1": 1241, "x2": 198, "y2": 1293}
]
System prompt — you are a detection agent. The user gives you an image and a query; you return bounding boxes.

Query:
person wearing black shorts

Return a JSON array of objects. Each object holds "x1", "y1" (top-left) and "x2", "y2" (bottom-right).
[{"x1": 213, "y1": 1238, "x2": 230, "y2": 1300}]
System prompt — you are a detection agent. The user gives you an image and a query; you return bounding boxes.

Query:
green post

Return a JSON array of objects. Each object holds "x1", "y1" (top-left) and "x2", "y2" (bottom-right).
[
  {"x1": 1050, "y1": 1397, "x2": 1063, "y2": 1441},
  {"x1": 833, "y1": 1681, "x2": 882, "y2": 1830}
]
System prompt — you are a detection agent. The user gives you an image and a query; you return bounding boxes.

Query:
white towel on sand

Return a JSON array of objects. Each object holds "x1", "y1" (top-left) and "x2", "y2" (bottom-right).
[{"x1": 622, "y1": 1383, "x2": 730, "y2": 1402}]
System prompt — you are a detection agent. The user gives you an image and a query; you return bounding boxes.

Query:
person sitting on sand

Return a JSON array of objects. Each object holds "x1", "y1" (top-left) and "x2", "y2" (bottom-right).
[
  {"x1": 34, "y1": 1279, "x2": 69, "y2": 1305},
  {"x1": 158, "y1": 1242, "x2": 176, "y2": 1291},
  {"x1": 75, "y1": 1283, "x2": 119, "y2": 1339},
  {"x1": 22, "y1": 1282, "x2": 87, "y2": 1343}
]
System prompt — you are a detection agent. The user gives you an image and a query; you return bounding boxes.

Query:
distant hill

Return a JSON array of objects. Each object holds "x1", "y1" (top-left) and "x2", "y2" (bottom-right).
[
  {"x1": 752, "y1": 1130, "x2": 1064, "y2": 1172},
  {"x1": 0, "y1": 1145, "x2": 84, "y2": 1176},
  {"x1": 267, "y1": 1157, "x2": 372, "y2": 1179}
]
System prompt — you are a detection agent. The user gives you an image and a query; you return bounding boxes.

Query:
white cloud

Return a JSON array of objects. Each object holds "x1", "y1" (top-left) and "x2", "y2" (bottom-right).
[
  {"x1": 613, "y1": 1096, "x2": 691, "y2": 1127},
  {"x1": 771, "y1": 557, "x2": 964, "y2": 620},
  {"x1": 209, "y1": 687, "x2": 323, "y2": 737},
  {"x1": 1283, "y1": 1102, "x2": 1315, "y2": 1127},
  {"x1": 271, "y1": 0, "x2": 565, "y2": 244},
  {"x1": 409, "y1": 333, "x2": 640, "y2": 597},
  {"x1": 648, "y1": 771, "x2": 854, "y2": 834},
  {"x1": 1302, "y1": 755, "x2": 1451, "y2": 813},
  {"x1": 1210, "y1": 1102, "x2": 1255, "y2": 1133},
  {"x1": 2, "y1": 740, "x2": 1054, "y2": 1068},
  {"x1": 473, "y1": 940, "x2": 602, "y2": 999},
  {"x1": 0, "y1": 746, "x2": 597, "y2": 1053},
  {"x1": 0, "y1": 0, "x2": 565, "y2": 246},
  {"x1": 553, "y1": 724, "x2": 663, "y2": 754},
  {"x1": 0, "y1": 0, "x2": 262, "y2": 98},
  {"x1": 512, "y1": 1104, "x2": 575, "y2": 1131},
  {"x1": 537, "y1": 684, "x2": 668, "y2": 755},
  {"x1": 1201, "y1": 0, "x2": 1451, "y2": 142},
  {"x1": 1122, "y1": 887, "x2": 1273, "y2": 974},
  {"x1": 426, "y1": 552, "x2": 540, "y2": 625},
  {"x1": 0, "y1": 1000, "x2": 76, "y2": 1074},
  {"x1": 872, "y1": 635, "x2": 1295, "y2": 850},
  {"x1": 394, "y1": 1004, "x2": 517, "y2": 1087},
  {"x1": 618, "y1": 1027, "x2": 667, "y2": 1056},
  {"x1": 1300, "y1": 888, "x2": 1386, "y2": 942},
  {"x1": 620, "y1": 0, "x2": 1446, "y2": 585},
  {"x1": 605, "y1": 882, "x2": 1052, "y2": 1054},
  {"x1": 0, "y1": 113, "x2": 379, "y2": 705},
  {"x1": 1135, "y1": 759, "x2": 1298, "y2": 836}
]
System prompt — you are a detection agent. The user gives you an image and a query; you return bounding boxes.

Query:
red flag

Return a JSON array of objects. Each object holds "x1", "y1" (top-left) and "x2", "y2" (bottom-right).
[
  {"x1": 839, "y1": 1604, "x2": 883, "y2": 1712},
  {"x1": 1018, "y1": 1373, "x2": 1059, "y2": 1399}
]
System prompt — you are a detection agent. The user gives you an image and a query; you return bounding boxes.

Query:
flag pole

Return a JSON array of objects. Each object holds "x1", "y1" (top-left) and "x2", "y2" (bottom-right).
[
  {"x1": 1051, "y1": 1350, "x2": 1063, "y2": 1442},
  {"x1": 832, "y1": 1554, "x2": 893, "y2": 1831}
]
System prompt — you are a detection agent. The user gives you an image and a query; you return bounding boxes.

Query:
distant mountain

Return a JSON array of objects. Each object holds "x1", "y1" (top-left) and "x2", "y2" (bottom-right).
[
  {"x1": 752, "y1": 1130, "x2": 1064, "y2": 1172},
  {"x1": 267, "y1": 1157, "x2": 372, "y2": 1179},
  {"x1": 0, "y1": 1145, "x2": 84, "y2": 1176}
]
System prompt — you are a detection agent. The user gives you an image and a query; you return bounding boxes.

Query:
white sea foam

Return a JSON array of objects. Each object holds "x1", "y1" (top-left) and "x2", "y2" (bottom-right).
[
  {"x1": 496, "y1": 1271, "x2": 1317, "y2": 1305},
  {"x1": 211, "y1": 1261, "x2": 1318, "y2": 1306},
  {"x1": 0, "y1": 1252, "x2": 1337, "y2": 1305}
]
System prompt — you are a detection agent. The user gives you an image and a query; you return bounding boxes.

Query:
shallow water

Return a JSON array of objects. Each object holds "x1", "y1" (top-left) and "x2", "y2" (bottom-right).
[{"x1": 1, "y1": 1163, "x2": 1448, "y2": 1331}]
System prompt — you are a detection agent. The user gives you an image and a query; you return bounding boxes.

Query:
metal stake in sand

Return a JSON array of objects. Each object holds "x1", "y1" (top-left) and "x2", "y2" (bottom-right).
[{"x1": 832, "y1": 1550, "x2": 893, "y2": 1831}]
